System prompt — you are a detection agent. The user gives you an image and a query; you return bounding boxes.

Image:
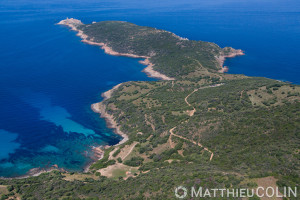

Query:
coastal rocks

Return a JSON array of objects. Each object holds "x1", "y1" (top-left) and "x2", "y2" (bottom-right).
[
  {"x1": 91, "y1": 102, "x2": 128, "y2": 146},
  {"x1": 20, "y1": 164, "x2": 66, "y2": 178},
  {"x1": 58, "y1": 18, "x2": 175, "y2": 81},
  {"x1": 218, "y1": 66, "x2": 229, "y2": 73},
  {"x1": 57, "y1": 18, "x2": 83, "y2": 29},
  {"x1": 101, "y1": 83, "x2": 123, "y2": 100},
  {"x1": 217, "y1": 47, "x2": 245, "y2": 73},
  {"x1": 223, "y1": 47, "x2": 245, "y2": 58},
  {"x1": 91, "y1": 83, "x2": 129, "y2": 146},
  {"x1": 91, "y1": 146, "x2": 104, "y2": 160},
  {"x1": 140, "y1": 58, "x2": 175, "y2": 80}
]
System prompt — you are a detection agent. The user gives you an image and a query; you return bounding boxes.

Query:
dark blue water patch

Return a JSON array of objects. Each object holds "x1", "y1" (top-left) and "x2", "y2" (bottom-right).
[
  {"x1": 0, "y1": 90, "x2": 121, "y2": 177},
  {"x1": 0, "y1": 130, "x2": 20, "y2": 160},
  {"x1": 0, "y1": 3, "x2": 155, "y2": 177},
  {"x1": 0, "y1": 0, "x2": 299, "y2": 177}
]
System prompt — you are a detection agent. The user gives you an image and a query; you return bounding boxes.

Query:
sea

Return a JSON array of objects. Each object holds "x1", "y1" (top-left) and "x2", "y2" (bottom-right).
[{"x1": 0, "y1": 0, "x2": 299, "y2": 177}]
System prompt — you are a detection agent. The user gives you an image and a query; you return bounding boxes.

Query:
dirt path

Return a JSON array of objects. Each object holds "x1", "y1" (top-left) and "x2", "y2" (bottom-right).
[
  {"x1": 102, "y1": 83, "x2": 221, "y2": 178},
  {"x1": 168, "y1": 83, "x2": 223, "y2": 161},
  {"x1": 194, "y1": 59, "x2": 224, "y2": 81},
  {"x1": 169, "y1": 127, "x2": 214, "y2": 161},
  {"x1": 109, "y1": 147, "x2": 119, "y2": 160},
  {"x1": 120, "y1": 142, "x2": 138, "y2": 160},
  {"x1": 168, "y1": 133, "x2": 175, "y2": 148},
  {"x1": 185, "y1": 84, "x2": 223, "y2": 116},
  {"x1": 240, "y1": 90, "x2": 244, "y2": 103},
  {"x1": 185, "y1": 89, "x2": 198, "y2": 116}
]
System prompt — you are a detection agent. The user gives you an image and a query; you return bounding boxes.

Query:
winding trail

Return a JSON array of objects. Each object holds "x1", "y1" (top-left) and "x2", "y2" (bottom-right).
[
  {"x1": 185, "y1": 84, "x2": 223, "y2": 117},
  {"x1": 185, "y1": 89, "x2": 198, "y2": 116},
  {"x1": 169, "y1": 127, "x2": 214, "y2": 161},
  {"x1": 169, "y1": 83, "x2": 223, "y2": 161}
]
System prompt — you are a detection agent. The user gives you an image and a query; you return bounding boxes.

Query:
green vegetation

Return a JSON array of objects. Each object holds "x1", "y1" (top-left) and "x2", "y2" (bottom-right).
[
  {"x1": 0, "y1": 21, "x2": 299, "y2": 199},
  {"x1": 78, "y1": 21, "x2": 242, "y2": 78},
  {"x1": 0, "y1": 164, "x2": 249, "y2": 200},
  {"x1": 112, "y1": 149, "x2": 121, "y2": 157},
  {"x1": 123, "y1": 156, "x2": 144, "y2": 167},
  {"x1": 90, "y1": 148, "x2": 115, "y2": 170}
]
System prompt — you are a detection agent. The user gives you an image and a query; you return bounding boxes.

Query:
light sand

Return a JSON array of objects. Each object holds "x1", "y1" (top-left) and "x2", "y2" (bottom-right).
[{"x1": 97, "y1": 163, "x2": 138, "y2": 179}]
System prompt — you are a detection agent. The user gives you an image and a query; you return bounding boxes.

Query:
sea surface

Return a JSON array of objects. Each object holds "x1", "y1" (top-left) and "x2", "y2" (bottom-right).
[{"x1": 0, "y1": 0, "x2": 299, "y2": 177}]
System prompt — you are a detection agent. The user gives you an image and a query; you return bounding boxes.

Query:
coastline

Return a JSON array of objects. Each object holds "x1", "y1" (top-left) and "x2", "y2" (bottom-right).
[
  {"x1": 57, "y1": 18, "x2": 174, "y2": 81},
  {"x1": 91, "y1": 83, "x2": 129, "y2": 147},
  {"x1": 85, "y1": 83, "x2": 127, "y2": 172},
  {"x1": 84, "y1": 84, "x2": 130, "y2": 172},
  {"x1": 6, "y1": 18, "x2": 246, "y2": 177},
  {"x1": 2, "y1": 18, "x2": 246, "y2": 178},
  {"x1": 139, "y1": 58, "x2": 175, "y2": 81},
  {"x1": 1, "y1": 165, "x2": 66, "y2": 180},
  {"x1": 83, "y1": 146, "x2": 105, "y2": 172},
  {"x1": 58, "y1": 18, "x2": 243, "y2": 76},
  {"x1": 217, "y1": 49, "x2": 245, "y2": 73},
  {"x1": 57, "y1": 18, "x2": 174, "y2": 172},
  {"x1": 91, "y1": 103, "x2": 128, "y2": 145},
  {"x1": 57, "y1": 18, "x2": 244, "y2": 173},
  {"x1": 6, "y1": 19, "x2": 154, "y2": 178}
]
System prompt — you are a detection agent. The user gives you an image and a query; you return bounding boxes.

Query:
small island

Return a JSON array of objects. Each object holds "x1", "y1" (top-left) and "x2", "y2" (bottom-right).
[{"x1": 0, "y1": 18, "x2": 299, "y2": 200}]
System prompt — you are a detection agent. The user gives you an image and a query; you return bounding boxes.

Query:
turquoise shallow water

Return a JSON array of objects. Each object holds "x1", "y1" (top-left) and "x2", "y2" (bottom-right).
[{"x1": 0, "y1": 0, "x2": 299, "y2": 177}]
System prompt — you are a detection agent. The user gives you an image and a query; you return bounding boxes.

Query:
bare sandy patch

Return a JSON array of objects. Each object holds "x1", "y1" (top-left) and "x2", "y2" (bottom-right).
[
  {"x1": 97, "y1": 163, "x2": 138, "y2": 179},
  {"x1": 0, "y1": 185, "x2": 8, "y2": 195}
]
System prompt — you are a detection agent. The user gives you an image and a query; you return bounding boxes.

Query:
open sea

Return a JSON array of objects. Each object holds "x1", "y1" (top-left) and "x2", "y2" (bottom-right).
[{"x1": 0, "y1": 0, "x2": 299, "y2": 177}]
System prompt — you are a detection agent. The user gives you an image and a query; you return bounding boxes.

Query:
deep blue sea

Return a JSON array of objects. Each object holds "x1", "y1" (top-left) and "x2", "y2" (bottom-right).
[{"x1": 0, "y1": 0, "x2": 299, "y2": 177}]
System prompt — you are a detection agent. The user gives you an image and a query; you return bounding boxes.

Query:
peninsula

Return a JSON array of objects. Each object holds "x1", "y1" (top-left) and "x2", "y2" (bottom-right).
[
  {"x1": 57, "y1": 18, "x2": 244, "y2": 80},
  {"x1": 0, "y1": 18, "x2": 299, "y2": 200}
]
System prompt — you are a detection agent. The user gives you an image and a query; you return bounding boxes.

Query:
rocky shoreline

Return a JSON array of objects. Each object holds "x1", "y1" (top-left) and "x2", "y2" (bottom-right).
[
  {"x1": 1, "y1": 165, "x2": 66, "y2": 179},
  {"x1": 57, "y1": 18, "x2": 174, "y2": 81},
  {"x1": 83, "y1": 83, "x2": 132, "y2": 172},
  {"x1": 217, "y1": 48, "x2": 245, "y2": 73},
  {"x1": 57, "y1": 18, "x2": 244, "y2": 174},
  {"x1": 6, "y1": 18, "x2": 245, "y2": 178},
  {"x1": 58, "y1": 18, "x2": 244, "y2": 76},
  {"x1": 139, "y1": 58, "x2": 175, "y2": 80},
  {"x1": 91, "y1": 83, "x2": 129, "y2": 147},
  {"x1": 82, "y1": 84, "x2": 130, "y2": 172}
]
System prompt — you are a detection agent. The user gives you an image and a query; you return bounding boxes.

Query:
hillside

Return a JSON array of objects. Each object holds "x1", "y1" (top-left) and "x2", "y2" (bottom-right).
[
  {"x1": 59, "y1": 18, "x2": 244, "y2": 79},
  {"x1": 0, "y1": 19, "x2": 299, "y2": 200}
]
